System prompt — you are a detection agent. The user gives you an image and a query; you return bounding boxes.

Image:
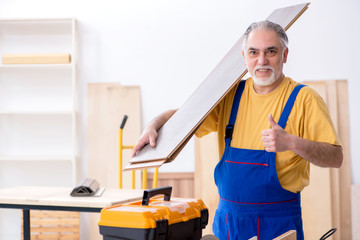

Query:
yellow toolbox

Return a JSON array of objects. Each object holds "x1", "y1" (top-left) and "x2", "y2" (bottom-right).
[{"x1": 98, "y1": 186, "x2": 209, "y2": 240}]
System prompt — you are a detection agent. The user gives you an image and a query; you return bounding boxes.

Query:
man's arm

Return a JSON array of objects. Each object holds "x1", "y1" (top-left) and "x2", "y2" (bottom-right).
[
  {"x1": 261, "y1": 114, "x2": 343, "y2": 168},
  {"x1": 131, "y1": 109, "x2": 177, "y2": 157},
  {"x1": 287, "y1": 136, "x2": 343, "y2": 168}
]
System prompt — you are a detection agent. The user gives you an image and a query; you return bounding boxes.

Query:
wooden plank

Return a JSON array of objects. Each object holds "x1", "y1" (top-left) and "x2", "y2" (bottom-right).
[
  {"x1": 194, "y1": 132, "x2": 219, "y2": 235},
  {"x1": 126, "y1": 3, "x2": 310, "y2": 170},
  {"x1": 301, "y1": 165, "x2": 332, "y2": 238},
  {"x1": 335, "y1": 81, "x2": 352, "y2": 239},
  {"x1": 123, "y1": 159, "x2": 165, "y2": 170},
  {"x1": 31, "y1": 234, "x2": 79, "y2": 240},
  {"x1": 327, "y1": 81, "x2": 342, "y2": 239},
  {"x1": 300, "y1": 82, "x2": 333, "y2": 239},
  {"x1": 351, "y1": 185, "x2": 360, "y2": 239},
  {"x1": 31, "y1": 226, "x2": 79, "y2": 232},
  {"x1": 87, "y1": 83, "x2": 142, "y2": 240},
  {"x1": 30, "y1": 211, "x2": 79, "y2": 218},
  {"x1": 273, "y1": 230, "x2": 297, "y2": 240},
  {"x1": 88, "y1": 83, "x2": 142, "y2": 188},
  {"x1": 2, "y1": 53, "x2": 71, "y2": 64},
  {"x1": 303, "y1": 80, "x2": 351, "y2": 240},
  {"x1": 30, "y1": 218, "x2": 79, "y2": 225}
]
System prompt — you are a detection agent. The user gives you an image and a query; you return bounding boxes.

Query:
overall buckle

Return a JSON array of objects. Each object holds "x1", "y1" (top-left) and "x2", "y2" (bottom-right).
[{"x1": 225, "y1": 125, "x2": 234, "y2": 140}]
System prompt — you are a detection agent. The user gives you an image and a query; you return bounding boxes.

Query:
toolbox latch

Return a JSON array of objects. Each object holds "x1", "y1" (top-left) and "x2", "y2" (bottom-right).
[
  {"x1": 200, "y1": 209, "x2": 209, "y2": 229},
  {"x1": 155, "y1": 219, "x2": 168, "y2": 240}
]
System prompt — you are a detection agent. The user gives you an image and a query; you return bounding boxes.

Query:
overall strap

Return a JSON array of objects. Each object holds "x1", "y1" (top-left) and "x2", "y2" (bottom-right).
[
  {"x1": 278, "y1": 84, "x2": 306, "y2": 129},
  {"x1": 225, "y1": 80, "x2": 246, "y2": 146}
]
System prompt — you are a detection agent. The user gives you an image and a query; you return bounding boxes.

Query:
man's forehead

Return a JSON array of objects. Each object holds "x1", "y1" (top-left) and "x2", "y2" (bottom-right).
[{"x1": 245, "y1": 29, "x2": 282, "y2": 49}]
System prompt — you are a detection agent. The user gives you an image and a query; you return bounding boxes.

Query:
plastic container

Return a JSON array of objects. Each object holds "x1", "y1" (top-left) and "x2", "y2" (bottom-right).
[{"x1": 98, "y1": 186, "x2": 208, "y2": 240}]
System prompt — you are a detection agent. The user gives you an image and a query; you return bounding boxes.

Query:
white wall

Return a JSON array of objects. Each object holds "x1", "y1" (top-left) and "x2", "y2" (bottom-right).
[{"x1": 0, "y1": 0, "x2": 359, "y2": 239}]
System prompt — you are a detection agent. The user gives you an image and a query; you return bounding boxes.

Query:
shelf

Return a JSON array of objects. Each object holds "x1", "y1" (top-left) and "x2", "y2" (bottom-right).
[
  {"x1": 0, "y1": 67, "x2": 74, "y2": 112},
  {"x1": 0, "y1": 111, "x2": 74, "y2": 115},
  {"x1": 0, "y1": 19, "x2": 76, "y2": 62},
  {"x1": 0, "y1": 17, "x2": 78, "y2": 239},
  {"x1": 0, "y1": 64, "x2": 73, "y2": 70},
  {"x1": 0, "y1": 18, "x2": 78, "y2": 189},
  {"x1": 0, "y1": 18, "x2": 74, "y2": 23},
  {"x1": 0, "y1": 156, "x2": 74, "y2": 161}
]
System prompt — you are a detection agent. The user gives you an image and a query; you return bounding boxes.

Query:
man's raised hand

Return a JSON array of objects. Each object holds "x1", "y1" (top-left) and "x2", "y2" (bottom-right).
[{"x1": 261, "y1": 114, "x2": 290, "y2": 152}]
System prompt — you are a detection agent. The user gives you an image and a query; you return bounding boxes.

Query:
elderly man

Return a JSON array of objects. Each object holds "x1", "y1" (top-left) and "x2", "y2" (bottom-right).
[{"x1": 132, "y1": 20, "x2": 343, "y2": 239}]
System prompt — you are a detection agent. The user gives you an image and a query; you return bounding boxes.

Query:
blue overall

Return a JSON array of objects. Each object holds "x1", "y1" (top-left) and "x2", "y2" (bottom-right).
[{"x1": 213, "y1": 80, "x2": 305, "y2": 240}]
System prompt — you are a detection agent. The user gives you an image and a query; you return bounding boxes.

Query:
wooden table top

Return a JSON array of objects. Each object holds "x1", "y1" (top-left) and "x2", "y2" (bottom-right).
[{"x1": 0, "y1": 186, "x2": 143, "y2": 208}]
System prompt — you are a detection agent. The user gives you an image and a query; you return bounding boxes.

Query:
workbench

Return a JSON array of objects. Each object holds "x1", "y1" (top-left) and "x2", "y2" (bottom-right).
[{"x1": 0, "y1": 186, "x2": 143, "y2": 240}]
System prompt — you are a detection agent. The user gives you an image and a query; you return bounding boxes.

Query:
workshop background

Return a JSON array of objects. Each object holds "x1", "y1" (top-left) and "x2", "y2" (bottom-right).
[{"x1": 0, "y1": 0, "x2": 359, "y2": 239}]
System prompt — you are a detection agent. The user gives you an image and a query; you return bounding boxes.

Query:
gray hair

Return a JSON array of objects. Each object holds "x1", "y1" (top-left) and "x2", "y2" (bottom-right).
[{"x1": 242, "y1": 20, "x2": 288, "y2": 51}]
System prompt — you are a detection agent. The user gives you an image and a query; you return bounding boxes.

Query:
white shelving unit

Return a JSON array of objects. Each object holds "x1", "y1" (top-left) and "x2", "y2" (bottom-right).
[{"x1": 0, "y1": 19, "x2": 78, "y2": 187}]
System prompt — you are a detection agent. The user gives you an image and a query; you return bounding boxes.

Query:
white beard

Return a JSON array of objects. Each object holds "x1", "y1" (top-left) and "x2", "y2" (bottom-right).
[{"x1": 251, "y1": 65, "x2": 276, "y2": 86}]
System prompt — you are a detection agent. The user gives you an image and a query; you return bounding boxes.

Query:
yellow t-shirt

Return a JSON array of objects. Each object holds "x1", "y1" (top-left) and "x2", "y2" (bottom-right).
[{"x1": 195, "y1": 77, "x2": 340, "y2": 193}]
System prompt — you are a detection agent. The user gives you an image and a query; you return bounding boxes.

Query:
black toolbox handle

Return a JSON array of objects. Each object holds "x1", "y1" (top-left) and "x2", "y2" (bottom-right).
[{"x1": 142, "y1": 186, "x2": 172, "y2": 206}]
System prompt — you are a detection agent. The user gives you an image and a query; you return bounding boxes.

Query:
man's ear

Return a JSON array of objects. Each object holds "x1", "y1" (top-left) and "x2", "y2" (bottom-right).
[
  {"x1": 242, "y1": 50, "x2": 247, "y2": 65},
  {"x1": 283, "y1": 47, "x2": 289, "y2": 63}
]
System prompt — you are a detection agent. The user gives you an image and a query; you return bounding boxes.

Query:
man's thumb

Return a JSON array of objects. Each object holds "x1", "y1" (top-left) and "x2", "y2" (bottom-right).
[{"x1": 268, "y1": 114, "x2": 278, "y2": 128}]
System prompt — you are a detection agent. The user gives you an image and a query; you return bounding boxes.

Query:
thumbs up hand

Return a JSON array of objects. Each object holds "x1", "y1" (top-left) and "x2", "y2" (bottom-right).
[{"x1": 261, "y1": 114, "x2": 290, "y2": 152}]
